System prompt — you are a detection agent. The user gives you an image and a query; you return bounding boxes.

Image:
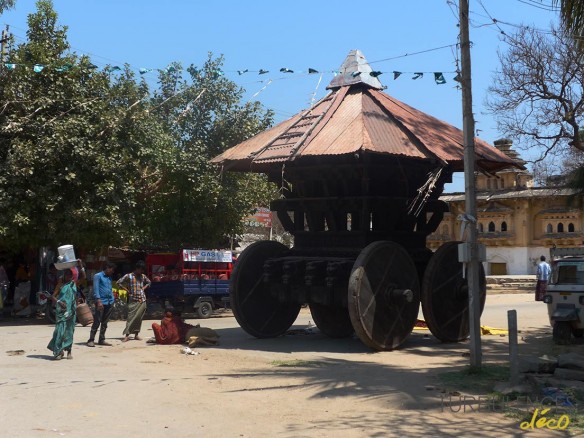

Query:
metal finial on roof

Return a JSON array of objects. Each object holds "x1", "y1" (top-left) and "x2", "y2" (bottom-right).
[{"x1": 327, "y1": 49, "x2": 383, "y2": 90}]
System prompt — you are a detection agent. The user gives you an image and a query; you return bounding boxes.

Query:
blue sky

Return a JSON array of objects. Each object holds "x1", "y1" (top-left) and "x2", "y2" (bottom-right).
[{"x1": 1, "y1": 0, "x2": 558, "y2": 191}]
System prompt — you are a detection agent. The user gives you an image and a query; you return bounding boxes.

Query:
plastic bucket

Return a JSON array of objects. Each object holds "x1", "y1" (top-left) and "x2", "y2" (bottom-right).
[{"x1": 57, "y1": 245, "x2": 76, "y2": 262}]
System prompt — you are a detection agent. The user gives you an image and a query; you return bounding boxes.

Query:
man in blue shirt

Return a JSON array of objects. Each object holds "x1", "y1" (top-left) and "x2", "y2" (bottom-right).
[
  {"x1": 87, "y1": 262, "x2": 116, "y2": 347},
  {"x1": 535, "y1": 255, "x2": 552, "y2": 302}
]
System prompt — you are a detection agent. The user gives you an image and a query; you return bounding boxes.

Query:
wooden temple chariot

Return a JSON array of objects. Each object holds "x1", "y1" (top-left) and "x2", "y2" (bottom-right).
[{"x1": 212, "y1": 50, "x2": 518, "y2": 350}]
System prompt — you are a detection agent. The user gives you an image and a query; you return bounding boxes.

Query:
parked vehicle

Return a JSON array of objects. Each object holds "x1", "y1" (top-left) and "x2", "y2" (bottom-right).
[
  {"x1": 146, "y1": 249, "x2": 233, "y2": 318},
  {"x1": 544, "y1": 247, "x2": 584, "y2": 344}
]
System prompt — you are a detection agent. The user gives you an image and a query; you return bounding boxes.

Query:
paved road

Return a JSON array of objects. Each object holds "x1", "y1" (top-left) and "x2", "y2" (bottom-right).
[{"x1": 480, "y1": 293, "x2": 549, "y2": 330}]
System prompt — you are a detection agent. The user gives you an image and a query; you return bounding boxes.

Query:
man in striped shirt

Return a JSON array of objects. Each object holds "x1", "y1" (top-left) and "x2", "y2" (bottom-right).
[{"x1": 117, "y1": 260, "x2": 151, "y2": 342}]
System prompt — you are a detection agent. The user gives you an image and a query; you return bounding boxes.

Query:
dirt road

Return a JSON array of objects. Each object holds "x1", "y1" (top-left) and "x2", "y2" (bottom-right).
[{"x1": 0, "y1": 294, "x2": 575, "y2": 437}]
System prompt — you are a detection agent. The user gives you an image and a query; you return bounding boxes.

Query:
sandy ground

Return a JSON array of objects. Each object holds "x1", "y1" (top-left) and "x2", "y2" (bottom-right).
[{"x1": 0, "y1": 293, "x2": 578, "y2": 438}]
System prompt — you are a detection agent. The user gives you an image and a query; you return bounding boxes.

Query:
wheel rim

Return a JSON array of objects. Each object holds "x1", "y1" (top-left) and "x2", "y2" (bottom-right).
[
  {"x1": 230, "y1": 240, "x2": 301, "y2": 338},
  {"x1": 200, "y1": 303, "x2": 212, "y2": 317},
  {"x1": 348, "y1": 241, "x2": 420, "y2": 351},
  {"x1": 309, "y1": 303, "x2": 354, "y2": 338},
  {"x1": 421, "y1": 241, "x2": 486, "y2": 342}
]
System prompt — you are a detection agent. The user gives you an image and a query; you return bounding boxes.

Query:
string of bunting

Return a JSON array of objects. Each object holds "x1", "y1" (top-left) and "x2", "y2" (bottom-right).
[{"x1": 2, "y1": 61, "x2": 459, "y2": 85}]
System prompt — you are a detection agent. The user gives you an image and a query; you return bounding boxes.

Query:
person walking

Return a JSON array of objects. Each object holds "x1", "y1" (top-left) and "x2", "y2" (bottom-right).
[
  {"x1": 118, "y1": 260, "x2": 151, "y2": 342},
  {"x1": 535, "y1": 255, "x2": 552, "y2": 302},
  {"x1": 87, "y1": 261, "x2": 116, "y2": 347},
  {"x1": 47, "y1": 268, "x2": 77, "y2": 360}
]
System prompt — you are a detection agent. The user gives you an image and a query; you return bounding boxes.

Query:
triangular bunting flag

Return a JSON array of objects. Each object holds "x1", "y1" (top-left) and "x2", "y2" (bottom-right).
[
  {"x1": 259, "y1": 69, "x2": 269, "y2": 75},
  {"x1": 412, "y1": 72, "x2": 423, "y2": 80},
  {"x1": 434, "y1": 72, "x2": 446, "y2": 84},
  {"x1": 139, "y1": 68, "x2": 153, "y2": 74},
  {"x1": 33, "y1": 64, "x2": 44, "y2": 73},
  {"x1": 370, "y1": 71, "x2": 382, "y2": 77},
  {"x1": 5, "y1": 63, "x2": 16, "y2": 70},
  {"x1": 88, "y1": 63, "x2": 98, "y2": 69},
  {"x1": 280, "y1": 68, "x2": 294, "y2": 73},
  {"x1": 55, "y1": 64, "x2": 73, "y2": 72},
  {"x1": 351, "y1": 71, "x2": 362, "y2": 77},
  {"x1": 453, "y1": 73, "x2": 462, "y2": 83},
  {"x1": 237, "y1": 69, "x2": 248, "y2": 75},
  {"x1": 393, "y1": 71, "x2": 402, "y2": 80},
  {"x1": 308, "y1": 68, "x2": 318, "y2": 74}
]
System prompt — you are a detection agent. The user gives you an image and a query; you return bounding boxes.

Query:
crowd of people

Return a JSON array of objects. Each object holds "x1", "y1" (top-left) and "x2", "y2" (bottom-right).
[{"x1": 47, "y1": 260, "x2": 152, "y2": 360}]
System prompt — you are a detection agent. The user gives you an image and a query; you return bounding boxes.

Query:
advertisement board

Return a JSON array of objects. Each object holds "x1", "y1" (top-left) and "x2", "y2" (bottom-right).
[
  {"x1": 243, "y1": 207, "x2": 272, "y2": 228},
  {"x1": 182, "y1": 250, "x2": 233, "y2": 263}
]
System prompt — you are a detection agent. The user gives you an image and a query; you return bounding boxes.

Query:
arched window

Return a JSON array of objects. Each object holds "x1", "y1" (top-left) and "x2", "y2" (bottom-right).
[
  {"x1": 558, "y1": 222, "x2": 564, "y2": 233},
  {"x1": 546, "y1": 223, "x2": 553, "y2": 233},
  {"x1": 488, "y1": 221, "x2": 495, "y2": 232},
  {"x1": 501, "y1": 221, "x2": 507, "y2": 232},
  {"x1": 478, "y1": 223, "x2": 484, "y2": 233},
  {"x1": 569, "y1": 223, "x2": 575, "y2": 233}
]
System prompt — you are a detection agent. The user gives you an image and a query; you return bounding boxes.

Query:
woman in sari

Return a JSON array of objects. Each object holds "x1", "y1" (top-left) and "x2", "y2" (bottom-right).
[
  {"x1": 47, "y1": 268, "x2": 77, "y2": 360},
  {"x1": 152, "y1": 309, "x2": 193, "y2": 345}
]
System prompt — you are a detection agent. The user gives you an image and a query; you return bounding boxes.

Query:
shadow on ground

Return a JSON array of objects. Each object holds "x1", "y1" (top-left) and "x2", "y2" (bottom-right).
[{"x1": 283, "y1": 411, "x2": 572, "y2": 438}]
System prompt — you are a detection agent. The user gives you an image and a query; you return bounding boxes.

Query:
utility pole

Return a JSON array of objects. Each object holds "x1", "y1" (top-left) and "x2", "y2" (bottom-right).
[{"x1": 459, "y1": 0, "x2": 482, "y2": 368}]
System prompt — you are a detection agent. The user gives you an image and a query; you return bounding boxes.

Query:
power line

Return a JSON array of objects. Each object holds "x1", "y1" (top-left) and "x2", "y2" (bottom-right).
[
  {"x1": 514, "y1": 0, "x2": 557, "y2": 11},
  {"x1": 368, "y1": 43, "x2": 458, "y2": 64}
]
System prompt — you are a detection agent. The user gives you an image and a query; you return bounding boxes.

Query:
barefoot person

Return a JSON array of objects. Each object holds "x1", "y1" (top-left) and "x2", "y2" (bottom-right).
[
  {"x1": 118, "y1": 261, "x2": 151, "y2": 342},
  {"x1": 47, "y1": 268, "x2": 77, "y2": 360}
]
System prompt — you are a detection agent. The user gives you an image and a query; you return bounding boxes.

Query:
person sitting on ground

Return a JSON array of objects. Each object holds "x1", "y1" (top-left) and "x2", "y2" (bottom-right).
[{"x1": 151, "y1": 309, "x2": 194, "y2": 345}]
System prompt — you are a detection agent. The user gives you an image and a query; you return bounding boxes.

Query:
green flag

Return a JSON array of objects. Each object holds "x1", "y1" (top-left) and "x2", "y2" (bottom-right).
[{"x1": 434, "y1": 72, "x2": 446, "y2": 84}]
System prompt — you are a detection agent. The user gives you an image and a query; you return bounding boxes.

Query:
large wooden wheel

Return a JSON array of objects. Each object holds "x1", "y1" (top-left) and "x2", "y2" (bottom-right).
[
  {"x1": 309, "y1": 303, "x2": 354, "y2": 338},
  {"x1": 230, "y1": 241, "x2": 301, "y2": 338},
  {"x1": 348, "y1": 241, "x2": 420, "y2": 351},
  {"x1": 421, "y1": 241, "x2": 487, "y2": 342}
]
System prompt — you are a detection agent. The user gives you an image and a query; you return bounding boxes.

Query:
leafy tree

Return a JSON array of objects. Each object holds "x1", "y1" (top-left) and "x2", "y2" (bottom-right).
[
  {"x1": 0, "y1": 1, "x2": 275, "y2": 251},
  {"x1": 0, "y1": 1, "x2": 172, "y2": 249},
  {"x1": 487, "y1": 25, "x2": 584, "y2": 170},
  {"x1": 144, "y1": 57, "x2": 275, "y2": 248}
]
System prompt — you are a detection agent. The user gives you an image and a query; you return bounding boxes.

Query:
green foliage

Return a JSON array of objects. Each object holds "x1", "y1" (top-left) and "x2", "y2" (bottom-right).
[
  {"x1": 555, "y1": 0, "x2": 584, "y2": 50},
  {"x1": 141, "y1": 56, "x2": 274, "y2": 248},
  {"x1": 0, "y1": 0, "x2": 16, "y2": 15},
  {"x1": 0, "y1": 0, "x2": 274, "y2": 251}
]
